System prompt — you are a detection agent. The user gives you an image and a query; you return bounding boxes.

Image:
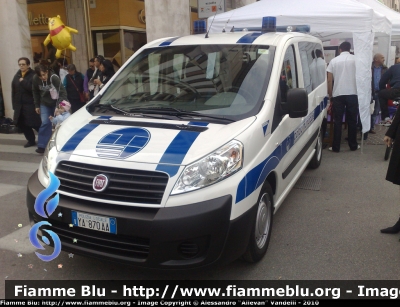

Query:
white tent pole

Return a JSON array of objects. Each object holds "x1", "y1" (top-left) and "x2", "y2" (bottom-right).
[{"x1": 353, "y1": 32, "x2": 374, "y2": 136}]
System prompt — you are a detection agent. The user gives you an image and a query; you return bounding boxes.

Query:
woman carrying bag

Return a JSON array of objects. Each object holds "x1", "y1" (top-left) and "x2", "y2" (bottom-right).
[
  {"x1": 32, "y1": 64, "x2": 68, "y2": 154},
  {"x1": 63, "y1": 64, "x2": 86, "y2": 114}
]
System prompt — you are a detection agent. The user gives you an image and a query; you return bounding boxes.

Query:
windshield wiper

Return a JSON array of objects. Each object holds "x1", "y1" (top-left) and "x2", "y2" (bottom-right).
[
  {"x1": 93, "y1": 104, "x2": 167, "y2": 119},
  {"x1": 127, "y1": 107, "x2": 235, "y2": 122}
]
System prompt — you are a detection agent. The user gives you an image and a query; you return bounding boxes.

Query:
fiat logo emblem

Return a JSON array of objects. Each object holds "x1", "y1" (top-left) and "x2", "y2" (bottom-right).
[{"x1": 93, "y1": 174, "x2": 109, "y2": 192}]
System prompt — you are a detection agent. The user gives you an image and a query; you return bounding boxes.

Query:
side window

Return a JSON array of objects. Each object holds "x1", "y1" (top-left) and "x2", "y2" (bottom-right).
[
  {"x1": 279, "y1": 45, "x2": 298, "y2": 102},
  {"x1": 314, "y1": 45, "x2": 326, "y2": 89},
  {"x1": 298, "y1": 42, "x2": 326, "y2": 93},
  {"x1": 299, "y1": 42, "x2": 313, "y2": 94},
  {"x1": 272, "y1": 45, "x2": 298, "y2": 133}
]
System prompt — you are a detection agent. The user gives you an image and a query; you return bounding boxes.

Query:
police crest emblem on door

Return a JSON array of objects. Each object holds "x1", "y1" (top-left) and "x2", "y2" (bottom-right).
[{"x1": 96, "y1": 127, "x2": 150, "y2": 159}]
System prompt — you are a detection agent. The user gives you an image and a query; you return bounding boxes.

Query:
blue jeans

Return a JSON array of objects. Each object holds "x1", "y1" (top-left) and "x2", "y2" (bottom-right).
[
  {"x1": 38, "y1": 104, "x2": 56, "y2": 149},
  {"x1": 371, "y1": 93, "x2": 381, "y2": 130}
]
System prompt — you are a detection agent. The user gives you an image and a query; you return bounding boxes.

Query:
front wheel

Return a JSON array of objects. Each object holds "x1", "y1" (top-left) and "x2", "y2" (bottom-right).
[
  {"x1": 308, "y1": 128, "x2": 323, "y2": 169},
  {"x1": 242, "y1": 182, "x2": 274, "y2": 263}
]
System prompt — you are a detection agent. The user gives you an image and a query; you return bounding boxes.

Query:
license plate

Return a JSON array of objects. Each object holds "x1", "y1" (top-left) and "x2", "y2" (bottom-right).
[{"x1": 71, "y1": 211, "x2": 117, "y2": 234}]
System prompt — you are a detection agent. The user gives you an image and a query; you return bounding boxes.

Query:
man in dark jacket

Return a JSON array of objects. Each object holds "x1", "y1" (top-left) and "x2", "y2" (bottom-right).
[
  {"x1": 12, "y1": 57, "x2": 41, "y2": 147},
  {"x1": 370, "y1": 53, "x2": 387, "y2": 134},
  {"x1": 378, "y1": 59, "x2": 400, "y2": 126},
  {"x1": 32, "y1": 64, "x2": 67, "y2": 154},
  {"x1": 380, "y1": 105, "x2": 400, "y2": 234},
  {"x1": 83, "y1": 58, "x2": 95, "y2": 101},
  {"x1": 63, "y1": 64, "x2": 85, "y2": 113},
  {"x1": 88, "y1": 55, "x2": 104, "y2": 100}
]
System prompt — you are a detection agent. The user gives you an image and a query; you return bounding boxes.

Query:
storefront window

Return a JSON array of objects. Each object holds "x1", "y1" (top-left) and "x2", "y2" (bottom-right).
[
  {"x1": 123, "y1": 30, "x2": 147, "y2": 63},
  {"x1": 93, "y1": 31, "x2": 121, "y2": 60},
  {"x1": 93, "y1": 29, "x2": 146, "y2": 69}
]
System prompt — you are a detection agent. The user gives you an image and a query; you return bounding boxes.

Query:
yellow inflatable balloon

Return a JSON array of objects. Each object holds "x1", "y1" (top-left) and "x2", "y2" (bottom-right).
[{"x1": 44, "y1": 15, "x2": 78, "y2": 59}]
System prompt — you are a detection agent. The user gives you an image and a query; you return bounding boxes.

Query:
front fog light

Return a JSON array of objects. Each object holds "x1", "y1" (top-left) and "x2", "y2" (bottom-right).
[{"x1": 171, "y1": 140, "x2": 243, "y2": 195}]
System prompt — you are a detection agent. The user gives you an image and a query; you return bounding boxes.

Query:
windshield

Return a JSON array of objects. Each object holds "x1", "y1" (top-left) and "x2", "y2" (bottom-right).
[{"x1": 91, "y1": 44, "x2": 275, "y2": 122}]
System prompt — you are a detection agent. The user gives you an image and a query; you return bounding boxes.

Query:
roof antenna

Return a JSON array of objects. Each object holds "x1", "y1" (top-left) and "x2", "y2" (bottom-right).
[
  {"x1": 222, "y1": 5, "x2": 237, "y2": 33},
  {"x1": 205, "y1": 0, "x2": 224, "y2": 38},
  {"x1": 222, "y1": 19, "x2": 230, "y2": 33}
]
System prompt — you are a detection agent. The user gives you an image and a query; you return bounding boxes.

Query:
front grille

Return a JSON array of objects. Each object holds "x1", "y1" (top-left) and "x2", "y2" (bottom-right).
[
  {"x1": 55, "y1": 161, "x2": 169, "y2": 204},
  {"x1": 43, "y1": 220, "x2": 150, "y2": 260}
]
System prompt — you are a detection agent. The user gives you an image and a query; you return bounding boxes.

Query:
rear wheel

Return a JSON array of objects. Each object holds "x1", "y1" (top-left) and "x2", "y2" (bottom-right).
[
  {"x1": 242, "y1": 182, "x2": 274, "y2": 263},
  {"x1": 308, "y1": 128, "x2": 323, "y2": 169}
]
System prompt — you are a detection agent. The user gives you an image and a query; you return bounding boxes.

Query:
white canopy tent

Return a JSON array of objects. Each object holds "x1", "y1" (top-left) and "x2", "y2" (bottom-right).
[
  {"x1": 356, "y1": 0, "x2": 400, "y2": 40},
  {"x1": 207, "y1": 0, "x2": 392, "y2": 133}
]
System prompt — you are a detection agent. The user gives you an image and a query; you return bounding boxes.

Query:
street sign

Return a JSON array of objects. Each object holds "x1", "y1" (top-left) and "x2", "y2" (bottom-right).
[{"x1": 198, "y1": 0, "x2": 226, "y2": 19}]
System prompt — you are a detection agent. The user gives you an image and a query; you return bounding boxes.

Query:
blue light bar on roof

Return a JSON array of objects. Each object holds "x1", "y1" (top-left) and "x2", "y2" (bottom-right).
[
  {"x1": 194, "y1": 20, "x2": 207, "y2": 34},
  {"x1": 262, "y1": 17, "x2": 276, "y2": 33}
]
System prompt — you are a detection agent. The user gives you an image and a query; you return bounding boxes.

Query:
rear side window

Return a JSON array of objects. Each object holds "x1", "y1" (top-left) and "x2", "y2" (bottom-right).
[{"x1": 298, "y1": 42, "x2": 325, "y2": 94}]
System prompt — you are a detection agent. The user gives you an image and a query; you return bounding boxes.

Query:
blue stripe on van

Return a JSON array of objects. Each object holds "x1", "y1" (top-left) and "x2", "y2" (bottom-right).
[
  {"x1": 188, "y1": 121, "x2": 209, "y2": 126},
  {"x1": 236, "y1": 32, "x2": 263, "y2": 44},
  {"x1": 156, "y1": 123, "x2": 209, "y2": 177},
  {"x1": 60, "y1": 116, "x2": 112, "y2": 152},
  {"x1": 159, "y1": 37, "x2": 180, "y2": 46},
  {"x1": 235, "y1": 97, "x2": 328, "y2": 203}
]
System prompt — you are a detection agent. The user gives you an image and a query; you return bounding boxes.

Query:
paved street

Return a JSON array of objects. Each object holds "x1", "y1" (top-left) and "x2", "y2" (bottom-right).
[{"x1": 1, "y1": 126, "x2": 400, "y2": 298}]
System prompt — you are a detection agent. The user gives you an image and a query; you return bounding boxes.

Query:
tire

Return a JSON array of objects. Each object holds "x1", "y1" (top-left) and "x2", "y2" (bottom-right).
[
  {"x1": 308, "y1": 128, "x2": 323, "y2": 169},
  {"x1": 384, "y1": 145, "x2": 392, "y2": 161},
  {"x1": 242, "y1": 182, "x2": 274, "y2": 263}
]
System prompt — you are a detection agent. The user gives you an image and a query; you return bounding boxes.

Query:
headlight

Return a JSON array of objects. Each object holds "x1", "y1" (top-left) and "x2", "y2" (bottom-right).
[
  {"x1": 42, "y1": 126, "x2": 60, "y2": 177},
  {"x1": 171, "y1": 140, "x2": 243, "y2": 195}
]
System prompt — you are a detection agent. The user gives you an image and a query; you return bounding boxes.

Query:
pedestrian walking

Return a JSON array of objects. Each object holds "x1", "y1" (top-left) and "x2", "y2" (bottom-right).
[
  {"x1": 378, "y1": 58, "x2": 400, "y2": 126},
  {"x1": 83, "y1": 58, "x2": 95, "y2": 101},
  {"x1": 11, "y1": 57, "x2": 41, "y2": 148},
  {"x1": 327, "y1": 41, "x2": 360, "y2": 152},
  {"x1": 88, "y1": 55, "x2": 104, "y2": 100},
  {"x1": 63, "y1": 64, "x2": 85, "y2": 113},
  {"x1": 93, "y1": 59, "x2": 115, "y2": 93},
  {"x1": 32, "y1": 64, "x2": 67, "y2": 154},
  {"x1": 370, "y1": 53, "x2": 387, "y2": 135}
]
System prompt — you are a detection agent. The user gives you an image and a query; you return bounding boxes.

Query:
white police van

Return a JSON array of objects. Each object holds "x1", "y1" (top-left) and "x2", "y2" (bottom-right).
[{"x1": 27, "y1": 18, "x2": 328, "y2": 268}]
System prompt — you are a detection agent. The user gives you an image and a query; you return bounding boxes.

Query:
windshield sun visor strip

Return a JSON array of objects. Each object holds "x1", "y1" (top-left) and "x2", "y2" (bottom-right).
[
  {"x1": 236, "y1": 32, "x2": 263, "y2": 44},
  {"x1": 159, "y1": 36, "x2": 180, "y2": 46},
  {"x1": 156, "y1": 123, "x2": 209, "y2": 177}
]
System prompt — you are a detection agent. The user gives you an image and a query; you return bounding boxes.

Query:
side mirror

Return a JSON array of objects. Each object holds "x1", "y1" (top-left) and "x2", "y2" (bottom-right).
[{"x1": 286, "y1": 88, "x2": 308, "y2": 118}]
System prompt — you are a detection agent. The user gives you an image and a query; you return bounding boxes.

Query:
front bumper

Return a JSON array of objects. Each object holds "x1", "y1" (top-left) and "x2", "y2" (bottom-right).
[{"x1": 27, "y1": 171, "x2": 256, "y2": 269}]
